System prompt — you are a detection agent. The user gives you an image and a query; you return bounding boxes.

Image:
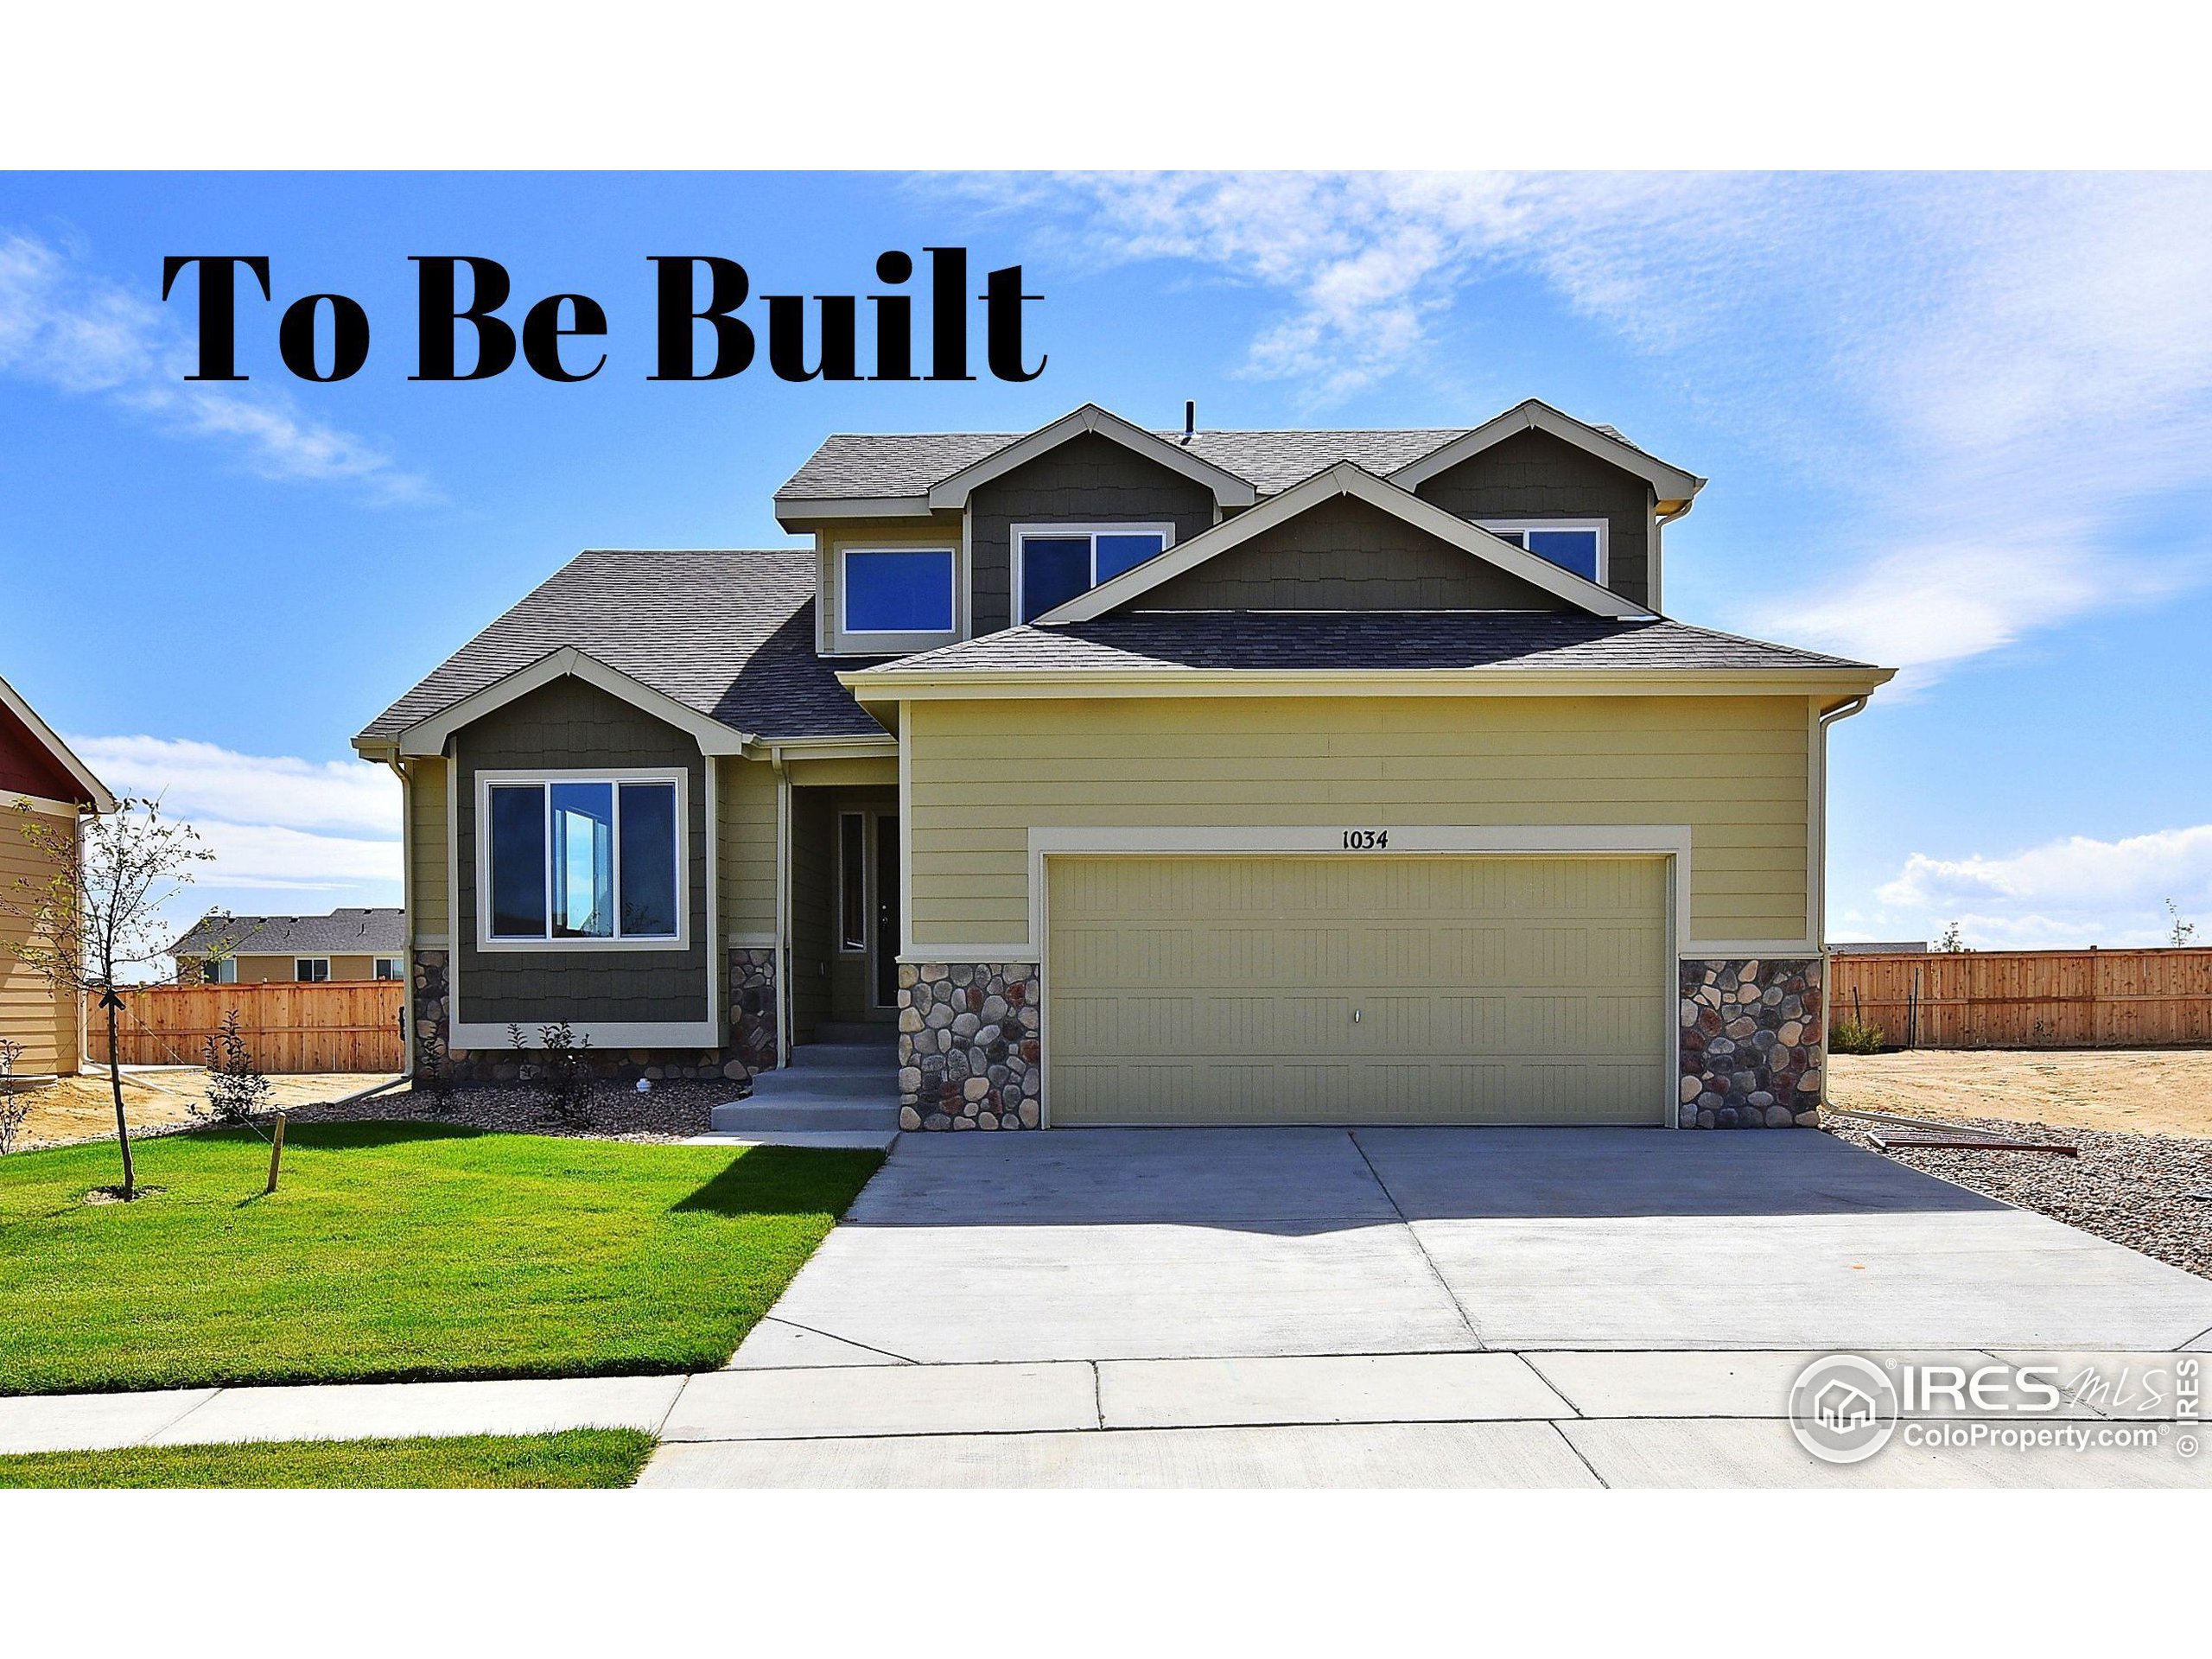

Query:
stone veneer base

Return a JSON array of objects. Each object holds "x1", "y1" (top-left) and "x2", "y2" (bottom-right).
[
  {"x1": 410, "y1": 944, "x2": 778, "y2": 1087},
  {"x1": 898, "y1": 962, "x2": 1040, "y2": 1130},
  {"x1": 1677, "y1": 957, "x2": 1824, "y2": 1128}
]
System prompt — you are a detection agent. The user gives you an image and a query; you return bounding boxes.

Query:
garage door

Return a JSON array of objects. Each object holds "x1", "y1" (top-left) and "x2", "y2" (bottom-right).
[{"x1": 1046, "y1": 855, "x2": 1671, "y2": 1126}]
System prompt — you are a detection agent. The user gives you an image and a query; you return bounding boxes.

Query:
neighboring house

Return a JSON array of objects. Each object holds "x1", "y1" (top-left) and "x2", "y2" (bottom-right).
[
  {"x1": 173, "y1": 907, "x2": 406, "y2": 985},
  {"x1": 0, "y1": 673, "x2": 116, "y2": 1078},
  {"x1": 353, "y1": 399, "x2": 1892, "y2": 1130}
]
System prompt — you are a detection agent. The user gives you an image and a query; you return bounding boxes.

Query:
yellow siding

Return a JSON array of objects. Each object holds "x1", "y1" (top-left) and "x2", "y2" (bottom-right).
[
  {"x1": 784, "y1": 755, "x2": 896, "y2": 788},
  {"x1": 908, "y1": 695, "x2": 1813, "y2": 948},
  {"x1": 0, "y1": 809, "x2": 77, "y2": 1075},
  {"x1": 719, "y1": 756, "x2": 780, "y2": 938},
  {"x1": 409, "y1": 757, "x2": 448, "y2": 940}
]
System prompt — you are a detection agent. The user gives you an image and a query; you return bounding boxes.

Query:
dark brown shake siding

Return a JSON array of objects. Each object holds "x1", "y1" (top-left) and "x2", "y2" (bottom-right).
[
  {"x1": 1412, "y1": 428, "x2": 1656, "y2": 608},
  {"x1": 453, "y1": 677, "x2": 711, "y2": 1030},
  {"x1": 969, "y1": 432, "x2": 1218, "y2": 632}
]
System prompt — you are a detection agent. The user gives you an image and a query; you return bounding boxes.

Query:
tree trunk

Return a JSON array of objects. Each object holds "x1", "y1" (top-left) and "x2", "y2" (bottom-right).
[{"x1": 106, "y1": 998, "x2": 134, "y2": 1199}]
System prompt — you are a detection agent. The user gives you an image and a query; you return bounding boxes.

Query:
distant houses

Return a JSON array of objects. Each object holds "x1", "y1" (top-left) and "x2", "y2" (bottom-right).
[{"x1": 173, "y1": 907, "x2": 405, "y2": 984}]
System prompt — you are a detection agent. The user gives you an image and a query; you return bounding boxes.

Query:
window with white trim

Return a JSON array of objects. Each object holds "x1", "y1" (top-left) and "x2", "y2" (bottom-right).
[
  {"x1": 839, "y1": 546, "x2": 956, "y2": 638},
  {"x1": 295, "y1": 957, "x2": 331, "y2": 983},
  {"x1": 1015, "y1": 524, "x2": 1173, "y2": 623},
  {"x1": 1478, "y1": 519, "x2": 1607, "y2": 584},
  {"x1": 373, "y1": 957, "x2": 404, "y2": 981},
  {"x1": 203, "y1": 957, "x2": 238, "y2": 984},
  {"x1": 485, "y1": 776, "x2": 683, "y2": 943}
]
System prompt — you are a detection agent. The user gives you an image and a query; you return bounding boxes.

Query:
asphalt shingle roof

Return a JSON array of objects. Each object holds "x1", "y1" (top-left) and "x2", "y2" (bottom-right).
[
  {"x1": 355, "y1": 550, "x2": 887, "y2": 745},
  {"x1": 776, "y1": 421, "x2": 1663, "y2": 504},
  {"x1": 175, "y1": 907, "x2": 404, "y2": 958},
  {"x1": 859, "y1": 613, "x2": 1873, "y2": 677}
]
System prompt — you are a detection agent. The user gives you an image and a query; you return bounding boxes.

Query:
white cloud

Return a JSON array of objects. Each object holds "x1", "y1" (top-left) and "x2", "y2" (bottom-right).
[
  {"x1": 63, "y1": 733, "x2": 401, "y2": 897},
  {"x1": 0, "y1": 232, "x2": 430, "y2": 503},
  {"x1": 67, "y1": 734, "x2": 398, "y2": 836},
  {"x1": 1870, "y1": 823, "x2": 2212, "y2": 948},
  {"x1": 981, "y1": 172, "x2": 2212, "y2": 676}
]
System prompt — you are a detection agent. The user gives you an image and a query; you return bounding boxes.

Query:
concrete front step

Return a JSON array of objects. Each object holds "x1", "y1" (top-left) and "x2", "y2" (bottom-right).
[
  {"x1": 710, "y1": 1099, "x2": 899, "y2": 1132},
  {"x1": 792, "y1": 1042, "x2": 899, "y2": 1071},
  {"x1": 747, "y1": 1069, "x2": 896, "y2": 1101}
]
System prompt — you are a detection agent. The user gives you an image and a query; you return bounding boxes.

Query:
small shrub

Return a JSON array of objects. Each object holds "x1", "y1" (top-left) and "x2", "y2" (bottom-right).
[
  {"x1": 0, "y1": 1038, "x2": 29, "y2": 1155},
  {"x1": 509, "y1": 1020, "x2": 595, "y2": 1125},
  {"x1": 414, "y1": 1027, "x2": 456, "y2": 1111},
  {"x1": 1828, "y1": 1016, "x2": 1886, "y2": 1055},
  {"x1": 197, "y1": 1007, "x2": 273, "y2": 1125}
]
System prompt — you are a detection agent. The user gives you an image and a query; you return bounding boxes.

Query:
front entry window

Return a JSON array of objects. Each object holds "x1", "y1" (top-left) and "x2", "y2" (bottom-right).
[
  {"x1": 486, "y1": 776, "x2": 683, "y2": 944},
  {"x1": 1016, "y1": 525, "x2": 1172, "y2": 622}
]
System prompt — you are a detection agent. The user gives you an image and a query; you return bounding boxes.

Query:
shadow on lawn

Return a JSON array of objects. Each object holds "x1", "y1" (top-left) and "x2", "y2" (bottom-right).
[{"x1": 671, "y1": 1146, "x2": 881, "y2": 1217}]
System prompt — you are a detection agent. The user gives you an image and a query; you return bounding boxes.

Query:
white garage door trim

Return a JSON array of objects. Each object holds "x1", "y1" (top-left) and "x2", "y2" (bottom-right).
[{"x1": 1031, "y1": 824, "x2": 1690, "y2": 1129}]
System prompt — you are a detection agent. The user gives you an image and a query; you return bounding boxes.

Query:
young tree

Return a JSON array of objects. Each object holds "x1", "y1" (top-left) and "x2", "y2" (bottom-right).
[
  {"x1": 1935, "y1": 920, "x2": 1967, "y2": 953},
  {"x1": 2166, "y1": 899, "x2": 2198, "y2": 949},
  {"x1": 3, "y1": 798, "x2": 213, "y2": 1198}
]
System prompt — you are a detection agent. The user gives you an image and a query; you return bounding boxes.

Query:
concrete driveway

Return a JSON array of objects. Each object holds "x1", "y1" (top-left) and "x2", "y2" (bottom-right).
[
  {"x1": 640, "y1": 1128, "x2": 2212, "y2": 1487},
  {"x1": 744, "y1": 1127, "x2": 2212, "y2": 1361}
]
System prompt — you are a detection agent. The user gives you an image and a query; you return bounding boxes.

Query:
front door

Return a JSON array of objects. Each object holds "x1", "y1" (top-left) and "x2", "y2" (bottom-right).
[{"x1": 874, "y1": 813, "x2": 900, "y2": 1007}]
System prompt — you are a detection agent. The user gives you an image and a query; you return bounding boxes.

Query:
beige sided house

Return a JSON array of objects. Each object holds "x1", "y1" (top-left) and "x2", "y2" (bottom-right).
[
  {"x1": 353, "y1": 400, "x2": 1891, "y2": 1130},
  {"x1": 0, "y1": 673, "x2": 116, "y2": 1078},
  {"x1": 172, "y1": 907, "x2": 407, "y2": 984}
]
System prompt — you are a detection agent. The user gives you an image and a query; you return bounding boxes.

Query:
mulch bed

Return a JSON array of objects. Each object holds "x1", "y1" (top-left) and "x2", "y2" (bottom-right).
[
  {"x1": 1827, "y1": 1114, "x2": 2212, "y2": 1281},
  {"x1": 290, "y1": 1079, "x2": 733, "y2": 1142}
]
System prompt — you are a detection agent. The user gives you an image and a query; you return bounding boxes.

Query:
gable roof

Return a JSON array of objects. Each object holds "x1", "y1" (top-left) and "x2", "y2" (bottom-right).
[
  {"x1": 923, "y1": 404, "x2": 1256, "y2": 510},
  {"x1": 850, "y1": 613, "x2": 1878, "y2": 681},
  {"x1": 1037, "y1": 461, "x2": 1649, "y2": 624},
  {"x1": 1387, "y1": 398, "x2": 1705, "y2": 506},
  {"x1": 773, "y1": 401, "x2": 1699, "y2": 516},
  {"x1": 0, "y1": 673, "x2": 116, "y2": 811},
  {"x1": 352, "y1": 550, "x2": 889, "y2": 754},
  {"x1": 174, "y1": 906, "x2": 405, "y2": 959}
]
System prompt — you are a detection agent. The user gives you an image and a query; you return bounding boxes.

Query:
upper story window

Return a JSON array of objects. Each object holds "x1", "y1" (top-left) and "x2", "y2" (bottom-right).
[
  {"x1": 203, "y1": 957, "x2": 238, "y2": 984},
  {"x1": 482, "y1": 772, "x2": 684, "y2": 947},
  {"x1": 841, "y1": 547, "x2": 956, "y2": 637},
  {"x1": 295, "y1": 957, "x2": 331, "y2": 983},
  {"x1": 1478, "y1": 519, "x2": 1606, "y2": 585},
  {"x1": 1014, "y1": 524, "x2": 1174, "y2": 623},
  {"x1": 373, "y1": 957, "x2": 404, "y2": 981}
]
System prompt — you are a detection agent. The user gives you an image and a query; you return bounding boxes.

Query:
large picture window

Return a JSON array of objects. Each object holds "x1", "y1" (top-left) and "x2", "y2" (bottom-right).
[
  {"x1": 841, "y1": 547, "x2": 956, "y2": 636},
  {"x1": 1015, "y1": 524, "x2": 1173, "y2": 622},
  {"x1": 484, "y1": 774, "x2": 683, "y2": 944}
]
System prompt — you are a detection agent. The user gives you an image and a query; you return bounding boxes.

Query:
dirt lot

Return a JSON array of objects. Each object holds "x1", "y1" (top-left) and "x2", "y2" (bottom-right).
[
  {"x1": 10, "y1": 1069, "x2": 401, "y2": 1150},
  {"x1": 1827, "y1": 1047, "x2": 2212, "y2": 1138}
]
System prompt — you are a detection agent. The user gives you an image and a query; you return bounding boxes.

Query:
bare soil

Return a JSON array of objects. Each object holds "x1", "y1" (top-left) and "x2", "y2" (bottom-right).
[
  {"x1": 11, "y1": 1069, "x2": 401, "y2": 1151},
  {"x1": 1827, "y1": 1047, "x2": 2212, "y2": 1139}
]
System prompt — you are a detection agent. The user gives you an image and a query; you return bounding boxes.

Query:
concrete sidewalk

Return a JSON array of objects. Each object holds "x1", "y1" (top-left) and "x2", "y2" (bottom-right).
[{"x1": 4, "y1": 1348, "x2": 2204, "y2": 1487}]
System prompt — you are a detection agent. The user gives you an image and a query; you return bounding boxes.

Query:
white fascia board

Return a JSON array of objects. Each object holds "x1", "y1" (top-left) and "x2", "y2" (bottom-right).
[
  {"x1": 0, "y1": 673, "x2": 116, "y2": 812},
  {"x1": 395, "y1": 646, "x2": 751, "y2": 757},
  {"x1": 1389, "y1": 398, "x2": 1706, "y2": 504},
  {"x1": 837, "y1": 665, "x2": 1896, "y2": 702},
  {"x1": 925, "y1": 404, "x2": 1256, "y2": 511},
  {"x1": 750, "y1": 734, "x2": 900, "y2": 763},
  {"x1": 1039, "y1": 461, "x2": 1649, "y2": 623}
]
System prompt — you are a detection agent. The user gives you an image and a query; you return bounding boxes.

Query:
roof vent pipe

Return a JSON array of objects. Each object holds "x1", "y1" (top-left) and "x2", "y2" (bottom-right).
[{"x1": 1183, "y1": 400, "x2": 1196, "y2": 442}]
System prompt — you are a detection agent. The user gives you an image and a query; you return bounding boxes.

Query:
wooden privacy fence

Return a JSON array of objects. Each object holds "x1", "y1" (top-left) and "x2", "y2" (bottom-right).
[
  {"x1": 1827, "y1": 949, "x2": 2212, "y2": 1049},
  {"x1": 86, "y1": 981, "x2": 406, "y2": 1073}
]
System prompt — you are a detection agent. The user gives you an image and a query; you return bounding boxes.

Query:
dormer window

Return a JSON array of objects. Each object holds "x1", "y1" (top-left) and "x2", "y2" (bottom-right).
[
  {"x1": 1015, "y1": 524, "x2": 1174, "y2": 623},
  {"x1": 1478, "y1": 520, "x2": 1605, "y2": 584}
]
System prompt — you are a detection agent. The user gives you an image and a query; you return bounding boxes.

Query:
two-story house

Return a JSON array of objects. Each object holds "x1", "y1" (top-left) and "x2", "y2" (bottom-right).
[{"x1": 353, "y1": 400, "x2": 1891, "y2": 1131}]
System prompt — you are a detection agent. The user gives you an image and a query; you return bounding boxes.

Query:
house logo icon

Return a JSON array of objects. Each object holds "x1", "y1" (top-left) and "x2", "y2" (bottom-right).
[{"x1": 1789, "y1": 1355, "x2": 1899, "y2": 1464}]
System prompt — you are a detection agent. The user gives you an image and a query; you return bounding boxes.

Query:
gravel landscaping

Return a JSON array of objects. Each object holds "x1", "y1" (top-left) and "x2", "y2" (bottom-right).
[
  {"x1": 1827, "y1": 1114, "x2": 2212, "y2": 1281},
  {"x1": 287, "y1": 1078, "x2": 735, "y2": 1141}
]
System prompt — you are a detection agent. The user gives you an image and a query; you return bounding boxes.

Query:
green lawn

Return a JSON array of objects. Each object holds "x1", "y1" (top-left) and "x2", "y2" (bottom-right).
[
  {"x1": 0, "y1": 1122, "x2": 881, "y2": 1395},
  {"x1": 0, "y1": 1430, "x2": 657, "y2": 1489}
]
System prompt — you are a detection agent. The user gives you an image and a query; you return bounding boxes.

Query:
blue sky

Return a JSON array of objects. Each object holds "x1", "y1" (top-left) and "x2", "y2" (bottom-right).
[{"x1": 5, "y1": 171, "x2": 2211, "y2": 951}]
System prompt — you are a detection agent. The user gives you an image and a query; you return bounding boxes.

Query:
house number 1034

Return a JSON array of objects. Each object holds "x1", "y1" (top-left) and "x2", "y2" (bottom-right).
[{"x1": 1341, "y1": 830, "x2": 1390, "y2": 850}]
